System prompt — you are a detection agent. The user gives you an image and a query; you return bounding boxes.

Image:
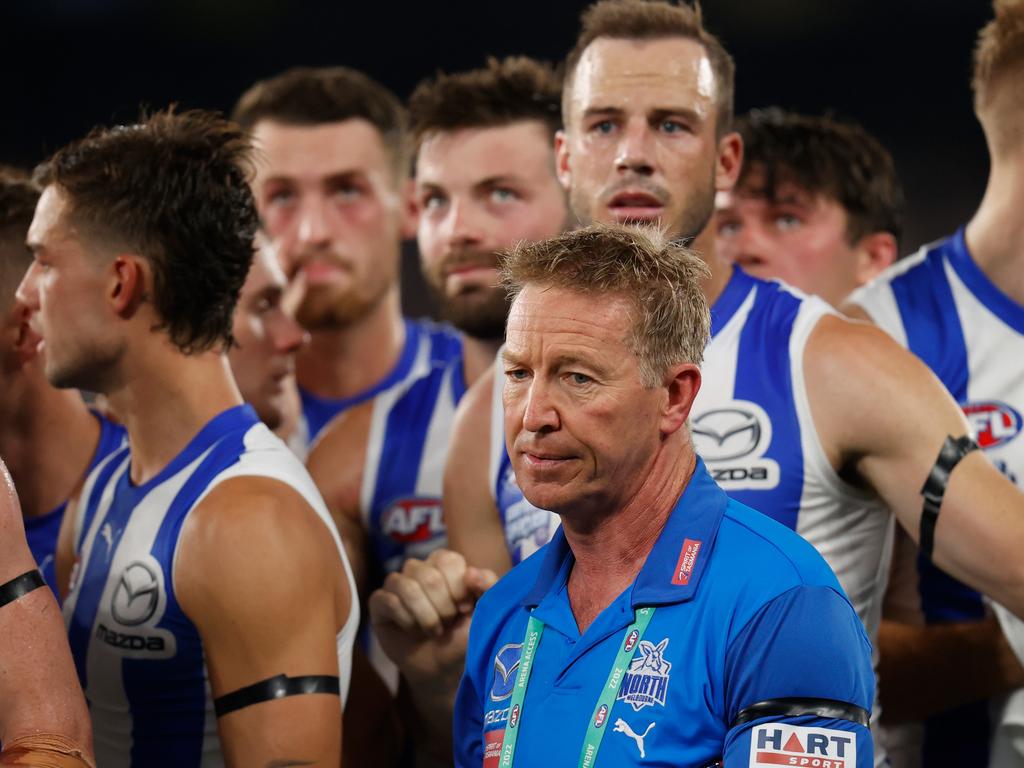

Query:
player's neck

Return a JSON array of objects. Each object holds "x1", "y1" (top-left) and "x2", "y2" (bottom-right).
[
  {"x1": 563, "y1": 444, "x2": 695, "y2": 634},
  {"x1": 461, "y1": 334, "x2": 502, "y2": 389},
  {"x1": 106, "y1": 345, "x2": 243, "y2": 486},
  {"x1": 690, "y1": 226, "x2": 733, "y2": 307},
  {"x1": 296, "y1": 287, "x2": 405, "y2": 399},
  {"x1": 0, "y1": 375, "x2": 99, "y2": 518},
  {"x1": 966, "y1": 160, "x2": 1024, "y2": 307}
]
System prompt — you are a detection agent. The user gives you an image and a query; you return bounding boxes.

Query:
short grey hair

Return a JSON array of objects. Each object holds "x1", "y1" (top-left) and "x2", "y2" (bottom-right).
[{"x1": 500, "y1": 223, "x2": 710, "y2": 387}]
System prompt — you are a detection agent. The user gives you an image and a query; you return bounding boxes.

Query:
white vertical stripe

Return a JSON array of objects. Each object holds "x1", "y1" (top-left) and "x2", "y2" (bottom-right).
[{"x1": 694, "y1": 285, "x2": 757, "y2": 413}]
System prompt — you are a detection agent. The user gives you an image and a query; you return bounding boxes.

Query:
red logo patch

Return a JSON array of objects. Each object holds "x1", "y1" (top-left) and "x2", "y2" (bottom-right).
[
  {"x1": 672, "y1": 538, "x2": 702, "y2": 585},
  {"x1": 964, "y1": 401, "x2": 1023, "y2": 449},
  {"x1": 594, "y1": 704, "x2": 609, "y2": 728},
  {"x1": 483, "y1": 729, "x2": 504, "y2": 768},
  {"x1": 508, "y1": 704, "x2": 520, "y2": 729},
  {"x1": 624, "y1": 628, "x2": 640, "y2": 653},
  {"x1": 380, "y1": 498, "x2": 445, "y2": 543}
]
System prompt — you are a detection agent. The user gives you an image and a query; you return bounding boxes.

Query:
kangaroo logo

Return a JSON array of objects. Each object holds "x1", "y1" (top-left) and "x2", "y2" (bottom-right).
[
  {"x1": 617, "y1": 638, "x2": 672, "y2": 711},
  {"x1": 614, "y1": 719, "x2": 655, "y2": 758}
]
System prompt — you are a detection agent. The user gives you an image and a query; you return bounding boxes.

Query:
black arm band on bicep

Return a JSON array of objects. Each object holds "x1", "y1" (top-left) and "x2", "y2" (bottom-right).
[
  {"x1": 919, "y1": 434, "x2": 979, "y2": 561},
  {"x1": 732, "y1": 697, "x2": 870, "y2": 728},
  {"x1": 214, "y1": 673, "x2": 340, "y2": 718},
  {"x1": 0, "y1": 570, "x2": 45, "y2": 609}
]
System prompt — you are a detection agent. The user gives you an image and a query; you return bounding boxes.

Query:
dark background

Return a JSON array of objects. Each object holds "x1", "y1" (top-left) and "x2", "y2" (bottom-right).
[{"x1": 1, "y1": 0, "x2": 993, "y2": 312}]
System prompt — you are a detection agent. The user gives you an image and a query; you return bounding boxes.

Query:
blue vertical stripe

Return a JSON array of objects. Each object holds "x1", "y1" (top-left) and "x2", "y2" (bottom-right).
[
  {"x1": 370, "y1": 370, "x2": 446, "y2": 567},
  {"x1": 729, "y1": 281, "x2": 804, "y2": 531}
]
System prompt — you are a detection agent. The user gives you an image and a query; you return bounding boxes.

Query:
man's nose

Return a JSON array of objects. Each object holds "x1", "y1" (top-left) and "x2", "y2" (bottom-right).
[{"x1": 615, "y1": 118, "x2": 656, "y2": 176}]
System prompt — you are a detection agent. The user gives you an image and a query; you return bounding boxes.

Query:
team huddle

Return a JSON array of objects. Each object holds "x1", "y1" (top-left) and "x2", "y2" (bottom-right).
[{"x1": 2, "y1": 1, "x2": 1024, "y2": 766}]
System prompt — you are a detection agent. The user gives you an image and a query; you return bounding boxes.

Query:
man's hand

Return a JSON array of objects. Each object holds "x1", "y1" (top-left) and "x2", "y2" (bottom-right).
[
  {"x1": 369, "y1": 549, "x2": 496, "y2": 762},
  {"x1": 370, "y1": 549, "x2": 497, "y2": 684}
]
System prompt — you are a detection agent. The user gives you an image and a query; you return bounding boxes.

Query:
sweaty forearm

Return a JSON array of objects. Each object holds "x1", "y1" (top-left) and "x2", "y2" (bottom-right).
[{"x1": 879, "y1": 617, "x2": 1024, "y2": 723}]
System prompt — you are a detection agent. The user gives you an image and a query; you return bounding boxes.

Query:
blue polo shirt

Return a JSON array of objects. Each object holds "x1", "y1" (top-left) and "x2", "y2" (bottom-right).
[{"x1": 455, "y1": 460, "x2": 874, "y2": 767}]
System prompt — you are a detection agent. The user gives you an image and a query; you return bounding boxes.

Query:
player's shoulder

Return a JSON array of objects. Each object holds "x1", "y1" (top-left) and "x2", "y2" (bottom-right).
[
  {"x1": 849, "y1": 233, "x2": 956, "y2": 317},
  {"x1": 713, "y1": 498, "x2": 845, "y2": 597},
  {"x1": 732, "y1": 268, "x2": 833, "y2": 339}
]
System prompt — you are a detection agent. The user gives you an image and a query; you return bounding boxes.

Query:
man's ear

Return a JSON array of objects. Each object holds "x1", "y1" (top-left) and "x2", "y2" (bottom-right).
[
  {"x1": 555, "y1": 129, "x2": 572, "y2": 193},
  {"x1": 853, "y1": 231, "x2": 899, "y2": 287},
  {"x1": 399, "y1": 177, "x2": 419, "y2": 241},
  {"x1": 715, "y1": 131, "x2": 743, "y2": 193},
  {"x1": 660, "y1": 363, "x2": 702, "y2": 436},
  {"x1": 109, "y1": 255, "x2": 149, "y2": 317}
]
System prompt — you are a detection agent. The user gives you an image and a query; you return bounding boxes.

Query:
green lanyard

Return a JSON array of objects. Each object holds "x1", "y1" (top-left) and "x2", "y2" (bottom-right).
[{"x1": 497, "y1": 605, "x2": 657, "y2": 768}]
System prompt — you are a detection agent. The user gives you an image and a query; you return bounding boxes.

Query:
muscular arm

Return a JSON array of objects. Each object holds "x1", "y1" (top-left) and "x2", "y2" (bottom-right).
[
  {"x1": 806, "y1": 314, "x2": 1024, "y2": 616},
  {"x1": 306, "y1": 403, "x2": 373, "y2": 598},
  {"x1": 838, "y1": 303, "x2": 1024, "y2": 719},
  {"x1": 444, "y1": 368, "x2": 513, "y2": 576},
  {"x1": 0, "y1": 463, "x2": 93, "y2": 765},
  {"x1": 176, "y1": 477, "x2": 351, "y2": 767}
]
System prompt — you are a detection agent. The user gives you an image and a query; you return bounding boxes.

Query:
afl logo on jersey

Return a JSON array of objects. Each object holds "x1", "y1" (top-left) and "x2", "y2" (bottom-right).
[
  {"x1": 964, "y1": 401, "x2": 1023, "y2": 450},
  {"x1": 112, "y1": 560, "x2": 160, "y2": 626},
  {"x1": 691, "y1": 400, "x2": 780, "y2": 490},
  {"x1": 381, "y1": 498, "x2": 445, "y2": 544}
]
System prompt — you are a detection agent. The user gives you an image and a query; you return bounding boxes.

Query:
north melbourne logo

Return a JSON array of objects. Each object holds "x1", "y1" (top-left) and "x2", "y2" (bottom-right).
[
  {"x1": 111, "y1": 560, "x2": 160, "y2": 626},
  {"x1": 691, "y1": 401, "x2": 780, "y2": 491},
  {"x1": 617, "y1": 638, "x2": 672, "y2": 711}
]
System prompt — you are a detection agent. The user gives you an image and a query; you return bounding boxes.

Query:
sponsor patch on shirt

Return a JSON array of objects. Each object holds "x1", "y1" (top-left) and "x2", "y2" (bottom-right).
[
  {"x1": 749, "y1": 723, "x2": 856, "y2": 768},
  {"x1": 672, "y1": 538, "x2": 702, "y2": 585},
  {"x1": 483, "y1": 728, "x2": 505, "y2": 768}
]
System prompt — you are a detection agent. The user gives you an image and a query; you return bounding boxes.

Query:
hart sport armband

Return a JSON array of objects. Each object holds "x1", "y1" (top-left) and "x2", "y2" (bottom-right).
[
  {"x1": 0, "y1": 570, "x2": 45, "y2": 610},
  {"x1": 919, "y1": 435, "x2": 978, "y2": 560},
  {"x1": 214, "y1": 673, "x2": 340, "y2": 717}
]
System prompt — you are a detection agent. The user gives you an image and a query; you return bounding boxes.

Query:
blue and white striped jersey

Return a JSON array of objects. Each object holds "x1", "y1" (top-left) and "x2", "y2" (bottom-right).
[
  {"x1": 24, "y1": 410, "x2": 125, "y2": 597},
  {"x1": 358, "y1": 321, "x2": 465, "y2": 575},
  {"x1": 299, "y1": 318, "x2": 462, "y2": 450},
  {"x1": 851, "y1": 227, "x2": 1024, "y2": 767},
  {"x1": 64, "y1": 404, "x2": 358, "y2": 767}
]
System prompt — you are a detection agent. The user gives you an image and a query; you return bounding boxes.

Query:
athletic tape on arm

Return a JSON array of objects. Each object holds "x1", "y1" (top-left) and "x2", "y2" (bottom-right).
[
  {"x1": 213, "y1": 673, "x2": 340, "y2": 717},
  {"x1": 0, "y1": 570, "x2": 45, "y2": 609},
  {"x1": 919, "y1": 435, "x2": 978, "y2": 560}
]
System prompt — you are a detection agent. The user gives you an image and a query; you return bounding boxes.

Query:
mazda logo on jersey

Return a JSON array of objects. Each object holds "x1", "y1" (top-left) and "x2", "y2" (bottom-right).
[
  {"x1": 691, "y1": 408, "x2": 761, "y2": 461},
  {"x1": 490, "y1": 643, "x2": 522, "y2": 701},
  {"x1": 690, "y1": 400, "x2": 780, "y2": 491},
  {"x1": 381, "y1": 498, "x2": 445, "y2": 544},
  {"x1": 964, "y1": 401, "x2": 1022, "y2": 450},
  {"x1": 111, "y1": 560, "x2": 160, "y2": 626}
]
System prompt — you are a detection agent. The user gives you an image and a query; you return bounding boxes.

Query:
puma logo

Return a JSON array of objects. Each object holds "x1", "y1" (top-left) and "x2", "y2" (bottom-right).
[{"x1": 614, "y1": 718, "x2": 655, "y2": 758}]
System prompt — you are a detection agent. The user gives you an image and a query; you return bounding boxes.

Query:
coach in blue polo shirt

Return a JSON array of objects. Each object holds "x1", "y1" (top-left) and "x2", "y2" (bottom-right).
[{"x1": 454, "y1": 224, "x2": 874, "y2": 767}]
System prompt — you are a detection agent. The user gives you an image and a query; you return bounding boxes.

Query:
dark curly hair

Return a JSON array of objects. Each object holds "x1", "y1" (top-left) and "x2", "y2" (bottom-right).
[
  {"x1": 409, "y1": 57, "x2": 563, "y2": 152},
  {"x1": 35, "y1": 108, "x2": 259, "y2": 354},
  {"x1": 735, "y1": 108, "x2": 904, "y2": 246}
]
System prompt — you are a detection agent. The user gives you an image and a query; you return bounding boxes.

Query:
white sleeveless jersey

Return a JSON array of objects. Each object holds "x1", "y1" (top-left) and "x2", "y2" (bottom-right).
[
  {"x1": 64, "y1": 405, "x2": 358, "y2": 767},
  {"x1": 851, "y1": 227, "x2": 1024, "y2": 767}
]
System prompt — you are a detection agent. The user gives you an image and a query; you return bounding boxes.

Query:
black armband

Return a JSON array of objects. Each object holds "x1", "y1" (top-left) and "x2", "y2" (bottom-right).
[
  {"x1": 732, "y1": 697, "x2": 869, "y2": 728},
  {"x1": 919, "y1": 434, "x2": 979, "y2": 560},
  {"x1": 214, "y1": 673, "x2": 340, "y2": 718},
  {"x1": 0, "y1": 570, "x2": 45, "y2": 609}
]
